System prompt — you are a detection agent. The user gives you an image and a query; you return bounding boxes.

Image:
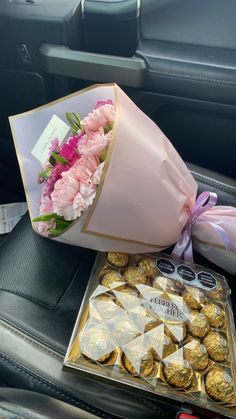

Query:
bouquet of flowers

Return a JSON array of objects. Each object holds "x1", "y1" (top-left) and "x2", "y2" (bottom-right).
[
  {"x1": 9, "y1": 84, "x2": 236, "y2": 273},
  {"x1": 34, "y1": 99, "x2": 115, "y2": 237}
]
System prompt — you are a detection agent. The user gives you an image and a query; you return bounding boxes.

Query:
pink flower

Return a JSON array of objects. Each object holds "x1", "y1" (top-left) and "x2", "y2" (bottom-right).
[
  {"x1": 39, "y1": 195, "x2": 53, "y2": 214},
  {"x1": 92, "y1": 162, "x2": 105, "y2": 185},
  {"x1": 81, "y1": 103, "x2": 115, "y2": 133},
  {"x1": 51, "y1": 154, "x2": 99, "y2": 220},
  {"x1": 95, "y1": 99, "x2": 113, "y2": 109},
  {"x1": 49, "y1": 138, "x2": 60, "y2": 153},
  {"x1": 60, "y1": 134, "x2": 82, "y2": 161},
  {"x1": 78, "y1": 128, "x2": 109, "y2": 156},
  {"x1": 37, "y1": 195, "x2": 56, "y2": 236},
  {"x1": 42, "y1": 134, "x2": 82, "y2": 197}
]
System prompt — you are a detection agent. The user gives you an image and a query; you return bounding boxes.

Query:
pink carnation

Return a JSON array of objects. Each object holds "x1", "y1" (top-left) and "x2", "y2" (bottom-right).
[
  {"x1": 51, "y1": 154, "x2": 99, "y2": 220},
  {"x1": 37, "y1": 195, "x2": 56, "y2": 236},
  {"x1": 95, "y1": 99, "x2": 113, "y2": 109},
  {"x1": 81, "y1": 103, "x2": 115, "y2": 133},
  {"x1": 42, "y1": 134, "x2": 82, "y2": 197},
  {"x1": 39, "y1": 195, "x2": 53, "y2": 214},
  {"x1": 78, "y1": 128, "x2": 109, "y2": 156}
]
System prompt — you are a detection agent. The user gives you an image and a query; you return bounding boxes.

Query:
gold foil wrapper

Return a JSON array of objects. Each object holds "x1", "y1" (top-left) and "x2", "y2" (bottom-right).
[
  {"x1": 80, "y1": 327, "x2": 112, "y2": 363},
  {"x1": 165, "y1": 323, "x2": 187, "y2": 343},
  {"x1": 205, "y1": 367, "x2": 235, "y2": 402},
  {"x1": 101, "y1": 271, "x2": 124, "y2": 289},
  {"x1": 90, "y1": 295, "x2": 120, "y2": 322},
  {"x1": 111, "y1": 319, "x2": 139, "y2": 345},
  {"x1": 123, "y1": 347, "x2": 154, "y2": 377},
  {"x1": 123, "y1": 267, "x2": 147, "y2": 288},
  {"x1": 183, "y1": 339, "x2": 208, "y2": 371},
  {"x1": 204, "y1": 281, "x2": 223, "y2": 300},
  {"x1": 103, "y1": 348, "x2": 121, "y2": 367},
  {"x1": 151, "y1": 334, "x2": 176, "y2": 361},
  {"x1": 183, "y1": 286, "x2": 205, "y2": 310},
  {"x1": 106, "y1": 252, "x2": 129, "y2": 268},
  {"x1": 116, "y1": 287, "x2": 139, "y2": 307},
  {"x1": 137, "y1": 258, "x2": 159, "y2": 277},
  {"x1": 152, "y1": 276, "x2": 180, "y2": 294},
  {"x1": 201, "y1": 303, "x2": 225, "y2": 329},
  {"x1": 163, "y1": 360, "x2": 194, "y2": 389},
  {"x1": 203, "y1": 331, "x2": 228, "y2": 362},
  {"x1": 145, "y1": 311, "x2": 162, "y2": 332},
  {"x1": 187, "y1": 311, "x2": 210, "y2": 338}
]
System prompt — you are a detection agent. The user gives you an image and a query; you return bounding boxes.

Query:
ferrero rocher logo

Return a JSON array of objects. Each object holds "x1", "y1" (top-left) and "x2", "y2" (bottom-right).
[
  {"x1": 136, "y1": 284, "x2": 189, "y2": 324},
  {"x1": 149, "y1": 296, "x2": 185, "y2": 321}
]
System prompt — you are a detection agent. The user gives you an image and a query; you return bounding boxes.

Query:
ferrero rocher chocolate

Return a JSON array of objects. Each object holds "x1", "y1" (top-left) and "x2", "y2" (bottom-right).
[
  {"x1": 116, "y1": 287, "x2": 139, "y2": 307},
  {"x1": 182, "y1": 286, "x2": 205, "y2": 310},
  {"x1": 91, "y1": 295, "x2": 119, "y2": 320},
  {"x1": 203, "y1": 331, "x2": 228, "y2": 362},
  {"x1": 80, "y1": 328, "x2": 112, "y2": 363},
  {"x1": 187, "y1": 310, "x2": 210, "y2": 338},
  {"x1": 205, "y1": 367, "x2": 235, "y2": 402},
  {"x1": 123, "y1": 348, "x2": 154, "y2": 377},
  {"x1": 165, "y1": 323, "x2": 187, "y2": 343},
  {"x1": 183, "y1": 340, "x2": 208, "y2": 370},
  {"x1": 112, "y1": 320, "x2": 139, "y2": 345},
  {"x1": 152, "y1": 276, "x2": 178, "y2": 294},
  {"x1": 106, "y1": 252, "x2": 129, "y2": 268},
  {"x1": 201, "y1": 303, "x2": 225, "y2": 329},
  {"x1": 145, "y1": 311, "x2": 162, "y2": 332},
  {"x1": 101, "y1": 271, "x2": 124, "y2": 289},
  {"x1": 204, "y1": 281, "x2": 223, "y2": 300},
  {"x1": 151, "y1": 335, "x2": 175, "y2": 361},
  {"x1": 138, "y1": 258, "x2": 159, "y2": 277},
  {"x1": 123, "y1": 267, "x2": 147, "y2": 288},
  {"x1": 163, "y1": 360, "x2": 193, "y2": 389}
]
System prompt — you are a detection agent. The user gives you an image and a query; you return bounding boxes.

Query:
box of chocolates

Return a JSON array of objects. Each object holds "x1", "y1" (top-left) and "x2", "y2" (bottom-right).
[{"x1": 64, "y1": 253, "x2": 236, "y2": 417}]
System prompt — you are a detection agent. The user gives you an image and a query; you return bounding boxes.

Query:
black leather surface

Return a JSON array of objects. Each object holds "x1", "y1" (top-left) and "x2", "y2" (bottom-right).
[
  {"x1": 139, "y1": 0, "x2": 236, "y2": 105},
  {"x1": 137, "y1": 40, "x2": 236, "y2": 105},
  {"x1": 0, "y1": 165, "x2": 235, "y2": 419},
  {"x1": 187, "y1": 163, "x2": 236, "y2": 206},
  {"x1": 0, "y1": 388, "x2": 98, "y2": 418},
  {"x1": 141, "y1": 0, "x2": 236, "y2": 51},
  {"x1": 0, "y1": 214, "x2": 96, "y2": 310}
]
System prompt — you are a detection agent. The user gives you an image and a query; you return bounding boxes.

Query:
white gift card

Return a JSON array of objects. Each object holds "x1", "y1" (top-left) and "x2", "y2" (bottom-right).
[{"x1": 31, "y1": 115, "x2": 70, "y2": 164}]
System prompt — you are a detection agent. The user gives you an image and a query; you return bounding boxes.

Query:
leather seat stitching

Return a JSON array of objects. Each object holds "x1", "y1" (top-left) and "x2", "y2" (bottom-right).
[
  {"x1": 191, "y1": 172, "x2": 236, "y2": 194},
  {"x1": 0, "y1": 321, "x2": 169, "y2": 415},
  {"x1": 147, "y1": 68, "x2": 236, "y2": 86},
  {"x1": 0, "y1": 288, "x2": 54, "y2": 310},
  {"x1": 0, "y1": 404, "x2": 24, "y2": 418},
  {"x1": 0, "y1": 319, "x2": 63, "y2": 360},
  {"x1": 0, "y1": 353, "x2": 112, "y2": 419}
]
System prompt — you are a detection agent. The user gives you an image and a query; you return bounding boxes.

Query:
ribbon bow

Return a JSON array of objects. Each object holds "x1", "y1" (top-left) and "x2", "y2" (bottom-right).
[{"x1": 171, "y1": 191, "x2": 234, "y2": 263}]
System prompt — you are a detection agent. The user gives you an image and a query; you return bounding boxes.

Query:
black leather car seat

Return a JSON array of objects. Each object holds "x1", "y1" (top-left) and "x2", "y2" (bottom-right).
[
  {"x1": 0, "y1": 164, "x2": 235, "y2": 419},
  {"x1": 0, "y1": 388, "x2": 98, "y2": 419}
]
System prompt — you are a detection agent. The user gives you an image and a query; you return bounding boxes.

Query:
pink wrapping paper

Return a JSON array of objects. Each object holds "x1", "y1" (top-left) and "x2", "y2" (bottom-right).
[{"x1": 9, "y1": 84, "x2": 236, "y2": 273}]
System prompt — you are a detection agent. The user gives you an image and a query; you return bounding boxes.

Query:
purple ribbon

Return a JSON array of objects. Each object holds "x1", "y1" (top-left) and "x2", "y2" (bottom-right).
[{"x1": 171, "y1": 191, "x2": 234, "y2": 263}]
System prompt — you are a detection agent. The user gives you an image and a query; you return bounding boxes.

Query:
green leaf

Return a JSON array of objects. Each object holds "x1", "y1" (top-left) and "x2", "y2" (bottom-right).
[
  {"x1": 38, "y1": 168, "x2": 52, "y2": 178},
  {"x1": 104, "y1": 123, "x2": 113, "y2": 134},
  {"x1": 49, "y1": 228, "x2": 65, "y2": 236},
  {"x1": 56, "y1": 220, "x2": 72, "y2": 229},
  {"x1": 51, "y1": 152, "x2": 68, "y2": 166},
  {"x1": 65, "y1": 112, "x2": 82, "y2": 133},
  {"x1": 99, "y1": 147, "x2": 108, "y2": 162},
  {"x1": 49, "y1": 154, "x2": 56, "y2": 166},
  {"x1": 32, "y1": 213, "x2": 60, "y2": 222}
]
